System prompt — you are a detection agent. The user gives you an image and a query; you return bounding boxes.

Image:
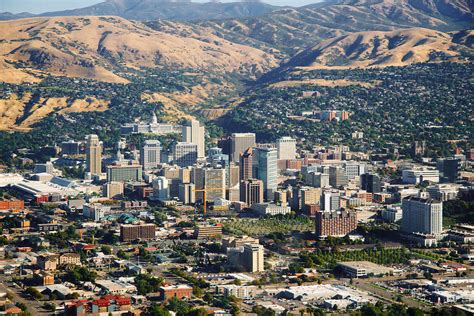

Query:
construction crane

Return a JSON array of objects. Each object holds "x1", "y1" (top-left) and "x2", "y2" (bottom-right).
[{"x1": 192, "y1": 187, "x2": 224, "y2": 215}]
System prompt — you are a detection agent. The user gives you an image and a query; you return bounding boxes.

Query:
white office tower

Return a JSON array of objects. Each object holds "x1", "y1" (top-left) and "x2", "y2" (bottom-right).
[
  {"x1": 320, "y1": 190, "x2": 341, "y2": 211},
  {"x1": 179, "y1": 183, "x2": 196, "y2": 204},
  {"x1": 401, "y1": 197, "x2": 443, "y2": 235},
  {"x1": 173, "y1": 142, "x2": 198, "y2": 167},
  {"x1": 276, "y1": 137, "x2": 296, "y2": 160},
  {"x1": 182, "y1": 119, "x2": 205, "y2": 159},
  {"x1": 152, "y1": 176, "x2": 170, "y2": 201},
  {"x1": 343, "y1": 162, "x2": 365, "y2": 180},
  {"x1": 243, "y1": 244, "x2": 264, "y2": 272},
  {"x1": 253, "y1": 147, "x2": 278, "y2": 200},
  {"x1": 140, "y1": 140, "x2": 161, "y2": 171},
  {"x1": 231, "y1": 133, "x2": 256, "y2": 162},
  {"x1": 85, "y1": 134, "x2": 102, "y2": 177}
]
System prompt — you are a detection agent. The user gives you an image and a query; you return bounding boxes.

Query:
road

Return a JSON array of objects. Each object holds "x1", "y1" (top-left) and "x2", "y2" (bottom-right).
[{"x1": 0, "y1": 280, "x2": 48, "y2": 315}]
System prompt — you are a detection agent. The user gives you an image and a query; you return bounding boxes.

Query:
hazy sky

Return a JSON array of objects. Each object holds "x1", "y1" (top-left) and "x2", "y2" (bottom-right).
[{"x1": 1, "y1": 0, "x2": 319, "y2": 14}]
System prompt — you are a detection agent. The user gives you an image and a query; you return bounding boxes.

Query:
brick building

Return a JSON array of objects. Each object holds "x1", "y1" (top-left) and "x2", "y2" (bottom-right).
[
  {"x1": 159, "y1": 285, "x2": 193, "y2": 301},
  {"x1": 0, "y1": 199, "x2": 24, "y2": 210},
  {"x1": 120, "y1": 223, "x2": 156, "y2": 242},
  {"x1": 315, "y1": 209, "x2": 357, "y2": 238}
]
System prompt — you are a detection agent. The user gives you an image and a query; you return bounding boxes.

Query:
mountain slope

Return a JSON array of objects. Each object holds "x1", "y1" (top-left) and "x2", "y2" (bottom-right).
[
  {"x1": 1, "y1": 0, "x2": 278, "y2": 22},
  {"x1": 199, "y1": 0, "x2": 474, "y2": 55},
  {"x1": 0, "y1": 16, "x2": 279, "y2": 84},
  {"x1": 277, "y1": 28, "x2": 474, "y2": 70}
]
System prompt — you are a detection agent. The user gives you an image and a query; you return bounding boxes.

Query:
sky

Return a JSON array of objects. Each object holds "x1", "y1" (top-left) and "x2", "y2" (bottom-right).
[{"x1": 0, "y1": 0, "x2": 319, "y2": 14}]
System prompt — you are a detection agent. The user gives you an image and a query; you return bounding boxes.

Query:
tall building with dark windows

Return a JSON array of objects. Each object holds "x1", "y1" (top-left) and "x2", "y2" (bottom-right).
[{"x1": 360, "y1": 173, "x2": 381, "y2": 193}]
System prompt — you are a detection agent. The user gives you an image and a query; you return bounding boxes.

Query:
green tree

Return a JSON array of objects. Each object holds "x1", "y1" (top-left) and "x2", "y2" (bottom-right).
[{"x1": 148, "y1": 304, "x2": 171, "y2": 316}]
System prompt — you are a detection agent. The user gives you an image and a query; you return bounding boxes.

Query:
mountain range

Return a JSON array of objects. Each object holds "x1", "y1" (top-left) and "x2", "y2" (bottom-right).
[
  {"x1": 198, "y1": 0, "x2": 474, "y2": 54},
  {"x1": 0, "y1": 0, "x2": 278, "y2": 22},
  {"x1": 0, "y1": 0, "x2": 473, "y2": 131}
]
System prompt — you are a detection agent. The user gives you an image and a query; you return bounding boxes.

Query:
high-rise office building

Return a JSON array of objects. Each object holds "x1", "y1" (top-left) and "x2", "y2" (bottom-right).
[
  {"x1": 240, "y1": 178, "x2": 264, "y2": 206},
  {"x1": 106, "y1": 161, "x2": 142, "y2": 182},
  {"x1": 182, "y1": 119, "x2": 205, "y2": 159},
  {"x1": 401, "y1": 197, "x2": 443, "y2": 235},
  {"x1": 276, "y1": 137, "x2": 296, "y2": 160},
  {"x1": 315, "y1": 210, "x2": 357, "y2": 238},
  {"x1": 239, "y1": 147, "x2": 253, "y2": 182},
  {"x1": 140, "y1": 140, "x2": 161, "y2": 171},
  {"x1": 228, "y1": 163, "x2": 240, "y2": 188},
  {"x1": 320, "y1": 190, "x2": 341, "y2": 211},
  {"x1": 85, "y1": 134, "x2": 102, "y2": 176},
  {"x1": 242, "y1": 244, "x2": 264, "y2": 273},
  {"x1": 329, "y1": 166, "x2": 348, "y2": 188},
  {"x1": 309, "y1": 172, "x2": 330, "y2": 188},
  {"x1": 437, "y1": 158, "x2": 461, "y2": 183},
  {"x1": 253, "y1": 147, "x2": 278, "y2": 200},
  {"x1": 152, "y1": 176, "x2": 170, "y2": 201},
  {"x1": 360, "y1": 173, "x2": 381, "y2": 193},
  {"x1": 193, "y1": 167, "x2": 226, "y2": 202},
  {"x1": 231, "y1": 133, "x2": 256, "y2": 162},
  {"x1": 301, "y1": 187, "x2": 321, "y2": 208},
  {"x1": 343, "y1": 162, "x2": 365, "y2": 180},
  {"x1": 173, "y1": 142, "x2": 198, "y2": 167},
  {"x1": 103, "y1": 181, "x2": 124, "y2": 199},
  {"x1": 179, "y1": 183, "x2": 196, "y2": 204}
]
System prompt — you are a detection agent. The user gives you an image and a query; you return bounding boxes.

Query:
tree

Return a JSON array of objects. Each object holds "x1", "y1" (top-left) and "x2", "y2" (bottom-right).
[
  {"x1": 148, "y1": 304, "x2": 171, "y2": 316},
  {"x1": 43, "y1": 302, "x2": 56, "y2": 312},
  {"x1": 166, "y1": 297, "x2": 190, "y2": 316},
  {"x1": 101, "y1": 245, "x2": 112, "y2": 255},
  {"x1": 65, "y1": 266, "x2": 97, "y2": 284},
  {"x1": 192, "y1": 286, "x2": 203, "y2": 298},
  {"x1": 25, "y1": 287, "x2": 42, "y2": 300},
  {"x1": 189, "y1": 308, "x2": 208, "y2": 316},
  {"x1": 135, "y1": 274, "x2": 164, "y2": 295}
]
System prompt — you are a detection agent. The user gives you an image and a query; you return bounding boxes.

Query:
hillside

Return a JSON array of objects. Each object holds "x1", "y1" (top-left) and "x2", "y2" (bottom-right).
[
  {"x1": 1, "y1": 0, "x2": 278, "y2": 22},
  {"x1": 0, "y1": 16, "x2": 279, "y2": 131},
  {"x1": 274, "y1": 28, "x2": 474, "y2": 71},
  {"x1": 199, "y1": 0, "x2": 474, "y2": 55},
  {"x1": 0, "y1": 16, "x2": 278, "y2": 84}
]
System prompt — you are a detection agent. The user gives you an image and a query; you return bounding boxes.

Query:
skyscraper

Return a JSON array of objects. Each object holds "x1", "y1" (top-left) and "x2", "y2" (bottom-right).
[
  {"x1": 329, "y1": 166, "x2": 348, "y2": 188},
  {"x1": 231, "y1": 133, "x2": 256, "y2": 162},
  {"x1": 320, "y1": 190, "x2": 341, "y2": 211},
  {"x1": 242, "y1": 244, "x2": 264, "y2": 273},
  {"x1": 276, "y1": 137, "x2": 296, "y2": 160},
  {"x1": 106, "y1": 161, "x2": 142, "y2": 182},
  {"x1": 360, "y1": 173, "x2": 381, "y2": 193},
  {"x1": 239, "y1": 147, "x2": 253, "y2": 182},
  {"x1": 173, "y1": 142, "x2": 198, "y2": 167},
  {"x1": 437, "y1": 158, "x2": 461, "y2": 183},
  {"x1": 401, "y1": 197, "x2": 443, "y2": 235},
  {"x1": 240, "y1": 178, "x2": 264, "y2": 206},
  {"x1": 140, "y1": 140, "x2": 161, "y2": 171},
  {"x1": 193, "y1": 167, "x2": 226, "y2": 202},
  {"x1": 182, "y1": 119, "x2": 205, "y2": 159},
  {"x1": 253, "y1": 147, "x2": 278, "y2": 200},
  {"x1": 152, "y1": 176, "x2": 170, "y2": 201},
  {"x1": 85, "y1": 134, "x2": 102, "y2": 176}
]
